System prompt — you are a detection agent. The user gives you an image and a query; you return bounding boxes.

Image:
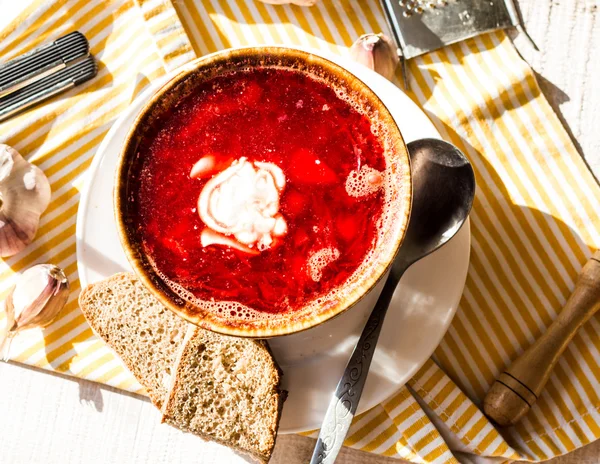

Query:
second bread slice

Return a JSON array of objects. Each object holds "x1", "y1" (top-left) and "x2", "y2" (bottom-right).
[{"x1": 162, "y1": 326, "x2": 285, "y2": 463}]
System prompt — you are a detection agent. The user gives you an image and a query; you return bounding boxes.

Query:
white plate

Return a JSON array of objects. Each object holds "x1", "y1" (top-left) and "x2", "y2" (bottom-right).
[{"x1": 76, "y1": 49, "x2": 470, "y2": 434}]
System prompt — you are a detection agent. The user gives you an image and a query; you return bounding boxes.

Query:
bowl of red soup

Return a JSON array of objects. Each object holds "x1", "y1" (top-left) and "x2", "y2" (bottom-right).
[{"x1": 115, "y1": 47, "x2": 412, "y2": 337}]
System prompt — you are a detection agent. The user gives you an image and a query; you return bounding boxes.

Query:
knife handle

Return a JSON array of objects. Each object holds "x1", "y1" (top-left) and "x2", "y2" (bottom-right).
[
  {"x1": 484, "y1": 251, "x2": 600, "y2": 426},
  {"x1": 0, "y1": 31, "x2": 89, "y2": 99},
  {"x1": 0, "y1": 56, "x2": 97, "y2": 123}
]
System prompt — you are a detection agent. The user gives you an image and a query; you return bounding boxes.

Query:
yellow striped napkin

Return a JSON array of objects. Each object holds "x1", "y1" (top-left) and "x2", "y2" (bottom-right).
[{"x1": 1, "y1": 1, "x2": 599, "y2": 463}]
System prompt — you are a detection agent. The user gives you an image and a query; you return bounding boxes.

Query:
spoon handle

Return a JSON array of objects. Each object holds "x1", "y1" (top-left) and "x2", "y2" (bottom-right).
[
  {"x1": 484, "y1": 251, "x2": 600, "y2": 426},
  {"x1": 310, "y1": 270, "x2": 404, "y2": 464}
]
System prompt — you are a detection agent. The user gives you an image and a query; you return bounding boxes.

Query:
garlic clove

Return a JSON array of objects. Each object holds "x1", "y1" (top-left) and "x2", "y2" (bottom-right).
[
  {"x1": 350, "y1": 33, "x2": 400, "y2": 81},
  {"x1": 5, "y1": 264, "x2": 68, "y2": 332},
  {"x1": 1, "y1": 264, "x2": 68, "y2": 361},
  {"x1": 0, "y1": 144, "x2": 51, "y2": 257},
  {"x1": 11, "y1": 264, "x2": 69, "y2": 330},
  {"x1": 258, "y1": 0, "x2": 318, "y2": 5}
]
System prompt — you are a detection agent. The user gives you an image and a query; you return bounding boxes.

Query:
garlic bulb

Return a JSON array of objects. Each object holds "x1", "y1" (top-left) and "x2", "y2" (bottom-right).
[
  {"x1": 258, "y1": 0, "x2": 318, "y2": 5},
  {"x1": 350, "y1": 33, "x2": 399, "y2": 81},
  {"x1": 0, "y1": 144, "x2": 51, "y2": 257},
  {"x1": 0, "y1": 264, "x2": 69, "y2": 361}
]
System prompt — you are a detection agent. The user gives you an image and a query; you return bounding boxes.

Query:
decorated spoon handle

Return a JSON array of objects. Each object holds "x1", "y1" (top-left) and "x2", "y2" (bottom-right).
[
  {"x1": 484, "y1": 251, "x2": 600, "y2": 426},
  {"x1": 309, "y1": 270, "x2": 404, "y2": 464}
]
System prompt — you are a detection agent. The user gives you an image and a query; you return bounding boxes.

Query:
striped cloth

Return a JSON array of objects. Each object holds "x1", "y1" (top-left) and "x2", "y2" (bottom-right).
[{"x1": 0, "y1": 1, "x2": 598, "y2": 462}]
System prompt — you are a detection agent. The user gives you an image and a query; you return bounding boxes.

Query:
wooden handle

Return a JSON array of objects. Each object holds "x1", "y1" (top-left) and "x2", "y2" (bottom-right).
[{"x1": 483, "y1": 251, "x2": 600, "y2": 427}]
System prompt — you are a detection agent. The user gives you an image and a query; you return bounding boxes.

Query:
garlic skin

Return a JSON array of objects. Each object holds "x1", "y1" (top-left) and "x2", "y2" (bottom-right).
[
  {"x1": 0, "y1": 264, "x2": 69, "y2": 360},
  {"x1": 0, "y1": 144, "x2": 51, "y2": 257},
  {"x1": 258, "y1": 0, "x2": 318, "y2": 6},
  {"x1": 350, "y1": 33, "x2": 399, "y2": 81}
]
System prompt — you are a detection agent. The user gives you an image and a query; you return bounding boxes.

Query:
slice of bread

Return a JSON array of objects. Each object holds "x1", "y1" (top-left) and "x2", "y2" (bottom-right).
[
  {"x1": 78, "y1": 272, "x2": 188, "y2": 408},
  {"x1": 78, "y1": 273, "x2": 286, "y2": 463},
  {"x1": 161, "y1": 326, "x2": 285, "y2": 464}
]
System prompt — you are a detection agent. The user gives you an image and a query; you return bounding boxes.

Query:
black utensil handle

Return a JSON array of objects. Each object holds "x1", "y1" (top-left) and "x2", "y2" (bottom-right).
[
  {"x1": 310, "y1": 272, "x2": 403, "y2": 464},
  {"x1": 0, "y1": 56, "x2": 97, "y2": 123},
  {"x1": 0, "y1": 31, "x2": 89, "y2": 98}
]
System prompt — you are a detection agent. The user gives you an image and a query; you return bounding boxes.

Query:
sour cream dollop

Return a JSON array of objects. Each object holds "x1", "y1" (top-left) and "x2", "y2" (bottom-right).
[{"x1": 192, "y1": 156, "x2": 287, "y2": 253}]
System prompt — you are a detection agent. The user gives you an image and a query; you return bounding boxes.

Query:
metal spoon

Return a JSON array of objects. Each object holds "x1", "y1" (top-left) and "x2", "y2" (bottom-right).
[{"x1": 310, "y1": 138, "x2": 476, "y2": 464}]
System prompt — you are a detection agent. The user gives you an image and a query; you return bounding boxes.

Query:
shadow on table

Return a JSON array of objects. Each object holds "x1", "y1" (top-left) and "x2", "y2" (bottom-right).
[{"x1": 78, "y1": 377, "x2": 105, "y2": 412}]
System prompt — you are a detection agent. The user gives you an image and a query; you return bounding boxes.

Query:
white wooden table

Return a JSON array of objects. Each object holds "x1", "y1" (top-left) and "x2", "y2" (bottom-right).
[{"x1": 0, "y1": 1, "x2": 598, "y2": 463}]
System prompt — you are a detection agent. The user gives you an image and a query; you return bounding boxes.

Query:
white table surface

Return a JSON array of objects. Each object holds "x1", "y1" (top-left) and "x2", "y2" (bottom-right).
[{"x1": 1, "y1": 1, "x2": 598, "y2": 463}]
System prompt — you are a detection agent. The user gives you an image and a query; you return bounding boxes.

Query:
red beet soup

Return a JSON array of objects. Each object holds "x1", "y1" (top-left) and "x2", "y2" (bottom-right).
[{"x1": 134, "y1": 67, "x2": 387, "y2": 315}]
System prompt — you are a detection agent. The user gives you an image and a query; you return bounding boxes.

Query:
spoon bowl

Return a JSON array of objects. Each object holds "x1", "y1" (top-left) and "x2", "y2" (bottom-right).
[
  {"x1": 311, "y1": 138, "x2": 476, "y2": 464},
  {"x1": 394, "y1": 138, "x2": 476, "y2": 272}
]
